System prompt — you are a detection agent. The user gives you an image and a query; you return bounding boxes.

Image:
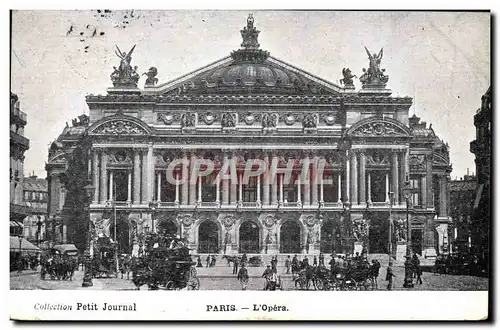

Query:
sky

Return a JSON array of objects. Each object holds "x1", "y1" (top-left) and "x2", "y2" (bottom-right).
[{"x1": 10, "y1": 10, "x2": 490, "y2": 179}]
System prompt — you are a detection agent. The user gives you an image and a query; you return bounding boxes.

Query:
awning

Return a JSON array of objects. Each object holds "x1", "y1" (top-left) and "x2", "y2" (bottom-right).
[
  {"x1": 9, "y1": 221, "x2": 22, "y2": 228},
  {"x1": 474, "y1": 184, "x2": 485, "y2": 209},
  {"x1": 10, "y1": 236, "x2": 42, "y2": 253}
]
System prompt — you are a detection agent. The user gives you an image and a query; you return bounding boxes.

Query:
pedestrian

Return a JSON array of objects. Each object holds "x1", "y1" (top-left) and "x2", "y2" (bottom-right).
[
  {"x1": 197, "y1": 256, "x2": 203, "y2": 268},
  {"x1": 370, "y1": 259, "x2": 381, "y2": 289},
  {"x1": 262, "y1": 265, "x2": 273, "y2": 290},
  {"x1": 386, "y1": 261, "x2": 395, "y2": 290},
  {"x1": 211, "y1": 255, "x2": 216, "y2": 267},
  {"x1": 319, "y1": 252, "x2": 324, "y2": 266},
  {"x1": 237, "y1": 263, "x2": 249, "y2": 290},
  {"x1": 412, "y1": 253, "x2": 420, "y2": 279},
  {"x1": 206, "y1": 254, "x2": 210, "y2": 268},
  {"x1": 241, "y1": 253, "x2": 248, "y2": 265},
  {"x1": 415, "y1": 263, "x2": 423, "y2": 285},
  {"x1": 285, "y1": 255, "x2": 291, "y2": 274},
  {"x1": 313, "y1": 256, "x2": 318, "y2": 267},
  {"x1": 233, "y1": 257, "x2": 239, "y2": 275},
  {"x1": 271, "y1": 256, "x2": 277, "y2": 272},
  {"x1": 303, "y1": 256, "x2": 309, "y2": 267},
  {"x1": 329, "y1": 254, "x2": 337, "y2": 277}
]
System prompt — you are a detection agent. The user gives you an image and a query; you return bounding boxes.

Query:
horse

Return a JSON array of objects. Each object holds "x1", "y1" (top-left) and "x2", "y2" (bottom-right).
[{"x1": 222, "y1": 255, "x2": 240, "y2": 267}]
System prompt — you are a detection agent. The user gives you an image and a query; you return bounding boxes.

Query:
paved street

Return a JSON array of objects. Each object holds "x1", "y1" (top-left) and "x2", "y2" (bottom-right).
[{"x1": 10, "y1": 266, "x2": 488, "y2": 291}]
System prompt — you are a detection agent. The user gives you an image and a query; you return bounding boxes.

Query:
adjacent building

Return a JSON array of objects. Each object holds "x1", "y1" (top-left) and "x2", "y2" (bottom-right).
[
  {"x1": 449, "y1": 173, "x2": 476, "y2": 254},
  {"x1": 10, "y1": 92, "x2": 30, "y2": 236},
  {"x1": 47, "y1": 15, "x2": 452, "y2": 259},
  {"x1": 470, "y1": 86, "x2": 491, "y2": 265},
  {"x1": 22, "y1": 174, "x2": 49, "y2": 247}
]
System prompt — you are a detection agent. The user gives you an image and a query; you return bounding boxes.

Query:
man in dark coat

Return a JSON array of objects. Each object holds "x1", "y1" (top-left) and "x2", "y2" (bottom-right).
[
  {"x1": 233, "y1": 257, "x2": 239, "y2": 275},
  {"x1": 386, "y1": 262, "x2": 395, "y2": 290},
  {"x1": 237, "y1": 263, "x2": 249, "y2": 290},
  {"x1": 206, "y1": 255, "x2": 210, "y2": 268},
  {"x1": 271, "y1": 256, "x2": 277, "y2": 272}
]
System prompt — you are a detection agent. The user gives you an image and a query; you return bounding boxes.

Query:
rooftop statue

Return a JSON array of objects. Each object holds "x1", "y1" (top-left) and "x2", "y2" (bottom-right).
[
  {"x1": 340, "y1": 68, "x2": 356, "y2": 87},
  {"x1": 143, "y1": 67, "x2": 158, "y2": 86},
  {"x1": 359, "y1": 46, "x2": 389, "y2": 88},
  {"x1": 110, "y1": 45, "x2": 138, "y2": 87}
]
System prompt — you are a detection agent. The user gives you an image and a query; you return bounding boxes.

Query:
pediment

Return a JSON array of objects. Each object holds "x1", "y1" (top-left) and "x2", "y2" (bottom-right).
[
  {"x1": 346, "y1": 117, "x2": 411, "y2": 138},
  {"x1": 88, "y1": 114, "x2": 151, "y2": 136}
]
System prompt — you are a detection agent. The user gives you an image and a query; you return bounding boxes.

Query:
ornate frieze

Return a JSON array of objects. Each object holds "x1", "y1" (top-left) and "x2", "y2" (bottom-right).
[
  {"x1": 303, "y1": 114, "x2": 317, "y2": 129},
  {"x1": 261, "y1": 113, "x2": 277, "y2": 128},
  {"x1": 93, "y1": 119, "x2": 148, "y2": 135},
  {"x1": 321, "y1": 112, "x2": 338, "y2": 126},
  {"x1": 280, "y1": 113, "x2": 302, "y2": 126},
  {"x1": 240, "y1": 112, "x2": 261, "y2": 125},
  {"x1": 366, "y1": 151, "x2": 389, "y2": 166},
  {"x1": 409, "y1": 154, "x2": 426, "y2": 171},
  {"x1": 302, "y1": 214, "x2": 318, "y2": 228},
  {"x1": 220, "y1": 214, "x2": 236, "y2": 229},
  {"x1": 177, "y1": 213, "x2": 194, "y2": 227},
  {"x1": 261, "y1": 214, "x2": 276, "y2": 229},
  {"x1": 351, "y1": 122, "x2": 404, "y2": 136},
  {"x1": 181, "y1": 113, "x2": 196, "y2": 128},
  {"x1": 157, "y1": 112, "x2": 181, "y2": 125},
  {"x1": 108, "y1": 150, "x2": 133, "y2": 165},
  {"x1": 200, "y1": 112, "x2": 219, "y2": 125},
  {"x1": 221, "y1": 113, "x2": 236, "y2": 128}
]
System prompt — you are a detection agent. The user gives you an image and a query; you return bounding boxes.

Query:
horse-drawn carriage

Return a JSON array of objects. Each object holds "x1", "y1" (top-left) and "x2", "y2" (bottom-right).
[
  {"x1": 294, "y1": 259, "x2": 375, "y2": 291},
  {"x1": 131, "y1": 234, "x2": 200, "y2": 290},
  {"x1": 91, "y1": 237, "x2": 118, "y2": 278},
  {"x1": 40, "y1": 246, "x2": 78, "y2": 281},
  {"x1": 222, "y1": 254, "x2": 263, "y2": 267}
]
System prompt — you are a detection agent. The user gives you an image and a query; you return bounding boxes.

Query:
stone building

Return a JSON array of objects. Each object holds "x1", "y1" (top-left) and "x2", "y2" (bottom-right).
[
  {"x1": 10, "y1": 92, "x2": 30, "y2": 236},
  {"x1": 22, "y1": 174, "x2": 48, "y2": 246},
  {"x1": 449, "y1": 173, "x2": 476, "y2": 254},
  {"x1": 470, "y1": 86, "x2": 491, "y2": 263},
  {"x1": 49, "y1": 15, "x2": 452, "y2": 259}
]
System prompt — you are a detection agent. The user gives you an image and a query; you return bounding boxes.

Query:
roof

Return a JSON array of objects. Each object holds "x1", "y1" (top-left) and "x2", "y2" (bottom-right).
[
  {"x1": 23, "y1": 176, "x2": 48, "y2": 192},
  {"x1": 10, "y1": 236, "x2": 42, "y2": 252},
  {"x1": 449, "y1": 179, "x2": 477, "y2": 192},
  {"x1": 52, "y1": 244, "x2": 79, "y2": 254}
]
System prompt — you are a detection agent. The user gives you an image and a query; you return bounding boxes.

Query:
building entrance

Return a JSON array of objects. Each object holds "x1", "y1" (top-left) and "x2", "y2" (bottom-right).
[
  {"x1": 239, "y1": 221, "x2": 260, "y2": 253},
  {"x1": 280, "y1": 221, "x2": 301, "y2": 254},
  {"x1": 198, "y1": 221, "x2": 219, "y2": 253},
  {"x1": 320, "y1": 220, "x2": 342, "y2": 254},
  {"x1": 368, "y1": 215, "x2": 389, "y2": 254}
]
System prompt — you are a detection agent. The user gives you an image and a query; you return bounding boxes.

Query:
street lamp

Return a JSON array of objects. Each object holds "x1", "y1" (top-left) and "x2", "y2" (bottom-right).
[
  {"x1": 402, "y1": 181, "x2": 414, "y2": 288},
  {"x1": 342, "y1": 201, "x2": 351, "y2": 255},
  {"x1": 82, "y1": 183, "x2": 95, "y2": 288},
  {"x1": 17, "y1": 234, "x2": 23, "y2": 272}
]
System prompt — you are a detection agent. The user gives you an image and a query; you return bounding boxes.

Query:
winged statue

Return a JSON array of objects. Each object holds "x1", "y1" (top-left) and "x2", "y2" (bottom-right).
[
  {"x1": 364, "y1": 46, "x2": 383, "y2": 76},
  {"x1": 110, "y1": 45, "x2": 138, "y2": 87}
]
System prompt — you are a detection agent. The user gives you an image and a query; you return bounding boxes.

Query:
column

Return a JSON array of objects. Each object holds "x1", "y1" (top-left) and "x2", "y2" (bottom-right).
[
  {"x1": 421, "y1": 174, "x2": 427, "y2": 209},
  {"x1": 133, "y1": 150, "x2": 141, "y2": 205},
  {"x1": 337, "y1": 173, "x2": 341, "y2": 203},
  {"x1": 215, "y1": 170, "x2": 220, "y2": 205},
  {"x1": 263, "y1": 155, "x2": 270, "y2": 205},
  {"x1": 311, "y1": 157, "x2": 319, "y2": 205},
  {"x1": 271, "y1": 174, "x2": 278, "y2": 205},
  {"x1": 399, "y1": 152, "x2": 406, "y2": 205},
  {"x1": 385, "y1": 173, "x2": 390, "y2": 203},
  {"x1": 230, "y1": 159, "x2": 237, "y2": 205},
  {"x1": 345, "y1": 154, "x2": 350, "y2": 203},
  {"x1": 297, "y1": 175, "x2": 302, "y2": 206},
  {"x1": 303, "y1": 157, "x2": 310, "y2": 205},
  {"x1": 222, "y1": 154, "x2": 229, "y2": 205},
  {"x1": 175, "y1": 172, "x2": 180, "y2": 205},
  {"x1": 359, "y1": 152, "x2": 366, "y2": 204},
  {"x1": 198, "y1": 176, "x2": 202, "y2": 204},
  {"x1": 109, "y1": 170, "x2": 114, "y2": 201},
  {"x1": 319, "y1": 172, "x2": 324, "y2": 204},
  {"x1": 181, "y1": 154, "x2": 189, "y2": 205},
  {"x1": 189, "y1": 154, "x2": 197, "y2": 205},
  {"x1": 157, "y1": 172, "x2": 161, "y2": 202},
  {"x1": 279, "y1": 174, "x2": 284, "y2": 205},
  {"x1": 439, "y1": 176, "x2": 447, "y2": 217},
  {"x1": 350, "y1": 152, "x2": 358, "y2": 205},
  {"x1": 127, "y1": 171, "x2": 132, "y2": 203},
  {"x1": 256, "y1": 174, "x2": 261, "y2": 205},
  {"x1": 367, "y1": 172, "x2": 372, "y2": 203},
  {"x1": 391, "y1": 151, "x2": 399, "y2": 204},
  {"x1": 141, "y1": 150, "x2": 148, "y2": 204},
  {"x1": 238, "y1": 173, "x2": 243, "y2": 205},
  {"x1": 92, "y1": 150, "x2": 99, "y2": 204},
  {"x1": 426, "y1": 155, "x2": 433, "y2": 207},
  {"x1": 147, "y1": 144, "x2": 154, "y2": 203},
  {"x1": 99, "y1": 151, "x2": 107, "y2": 204}
]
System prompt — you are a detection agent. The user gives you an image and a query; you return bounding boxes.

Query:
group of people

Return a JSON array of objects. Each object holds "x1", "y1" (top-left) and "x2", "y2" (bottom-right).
[{"x1": 195, "y1": 255, "x2": 217, "y2": 268}]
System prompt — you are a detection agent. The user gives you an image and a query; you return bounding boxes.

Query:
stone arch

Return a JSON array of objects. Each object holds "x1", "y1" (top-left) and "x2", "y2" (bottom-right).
[
  {"x1": 195, "y1": 219, "x2": 223, "y2": 254},
  {"x1": 87, "y1": 112, "x2": 152, "y2": 136},
  {"x1": 277, "y1": 217, "x2": 306, "y2": 254},
  {"x1": 346, "y1": 116, "x2": 411, "y2": 138},
  {"x1": 236, "y1": 218, "x2": 264, "y2": 253}
]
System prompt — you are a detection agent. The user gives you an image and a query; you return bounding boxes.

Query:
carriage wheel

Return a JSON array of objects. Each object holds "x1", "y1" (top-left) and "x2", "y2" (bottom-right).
[
  {"x1": 360, "y1": 279, "x2": 372, "y2": 291},
  {"x1": 165, "y1": 281, "x2": 176, "y2": 290},
  {"x1": 187, "y1": 276, "x2": 200, "y2": 290},
  {"x1": 315, "y1": 279, "x2": 324, "y2": 291}
]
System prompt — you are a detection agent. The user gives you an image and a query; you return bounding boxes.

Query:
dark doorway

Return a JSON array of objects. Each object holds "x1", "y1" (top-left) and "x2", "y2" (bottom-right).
[
  {"x1": 113, "y1": 170, "x2": 128, "y2": 202},
  {"x1": 320, "y1": 220, "x2": 342, "y2": 254},
  {"x1": 198, "y1": 221, "x2": 219, "y2": 253},
  {"x1": 368, "y1": 213, "x2": 389, "y2": 254},
  {"x1": 280, "y1": 221, "x2": 301, "y2": 253},
  {"x1": 239, "y1": 221, "x2": 260, "y2": 253},
  {"x1": 110, "y1": 220, "x2": 130, "y2": 254},
  {"x1": 411, "y1": 229, "x2": 423, "y2": 255},
  {"x1": 158, "y1": 219, "x2": 178, "y2": 236}
]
